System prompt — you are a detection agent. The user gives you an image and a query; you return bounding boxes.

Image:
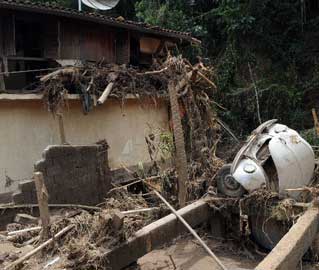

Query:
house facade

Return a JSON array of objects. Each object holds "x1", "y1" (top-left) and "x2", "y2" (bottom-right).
[{"x1": 0, "y1": 0, "x2": 198, "y2": 194}]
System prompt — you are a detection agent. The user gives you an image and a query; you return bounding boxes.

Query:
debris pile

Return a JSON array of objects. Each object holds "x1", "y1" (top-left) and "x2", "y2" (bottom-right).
[
  {"x1": 1, "y1": 189, "x2": 165, "y2": 269},
  {"x1": 39, "y1": 55, "x2": 224, "y2": 203}
]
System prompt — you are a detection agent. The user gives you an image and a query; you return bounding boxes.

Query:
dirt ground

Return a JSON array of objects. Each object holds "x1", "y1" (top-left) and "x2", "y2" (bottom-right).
[
  {"x1": 1, "y1": 233, "x2": 319, "y2": 270},
  {"x1": 137, "y1": 236, "x2": 258, "y2": 270}
]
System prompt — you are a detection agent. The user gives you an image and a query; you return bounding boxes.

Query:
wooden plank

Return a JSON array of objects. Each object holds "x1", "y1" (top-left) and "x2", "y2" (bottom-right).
[
  {"x1": 256, "y1": 207, "x2": 319, "y2": 270},
  {"x1": 104, "y1": 200, "x2": 211, "y2": 270}
]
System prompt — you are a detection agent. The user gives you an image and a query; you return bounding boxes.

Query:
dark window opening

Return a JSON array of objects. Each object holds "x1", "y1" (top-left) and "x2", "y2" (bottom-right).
[
  {"x1": 130, "y1": 36, "x2": 140, "y2": 66},
  {"x1": 4, "y1": 17, "x2": 59, "y2": 91}
]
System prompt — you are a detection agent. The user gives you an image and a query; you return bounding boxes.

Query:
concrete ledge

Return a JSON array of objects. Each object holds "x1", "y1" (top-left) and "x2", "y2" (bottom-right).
[
  {"x1": 104, "y1": 200, "x2": 211, "y2": 270},
  {"x1": 256, "y1": 207, "x2": 319, "y2": 270},
  {"x1": 0, "y1": 93, "x2": 164, "y2": 101}
]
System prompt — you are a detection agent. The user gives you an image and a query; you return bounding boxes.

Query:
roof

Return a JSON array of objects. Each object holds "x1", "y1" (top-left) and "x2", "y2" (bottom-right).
[{"x1": 0, "y1": 0, "x2": 200, "y2": 44}]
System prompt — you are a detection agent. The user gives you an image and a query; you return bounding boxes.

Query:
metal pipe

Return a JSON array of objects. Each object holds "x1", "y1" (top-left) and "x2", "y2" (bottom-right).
[{"x1": 152, "y1": 189, "x2": 228, "y2": 270}]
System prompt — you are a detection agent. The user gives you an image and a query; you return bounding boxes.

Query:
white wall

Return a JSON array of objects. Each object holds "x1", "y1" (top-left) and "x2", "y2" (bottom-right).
[{"x1": 0, "y1": 96, "x2": 169, "y2": 192}]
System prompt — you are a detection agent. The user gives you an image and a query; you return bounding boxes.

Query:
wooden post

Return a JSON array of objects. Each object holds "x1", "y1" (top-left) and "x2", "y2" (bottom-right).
[
  {"x1": 57, "y1": 113, "x2": 66, "y2": 144},
  {"x1": 168, "y1": 80, "x2": 189, "y2": 207},
  {"x1": 33, "y1": 172, "x2": 50, "y2": 241},
  {"x1": 312, "y1": 108, "x2": 319, "y2": 136}
]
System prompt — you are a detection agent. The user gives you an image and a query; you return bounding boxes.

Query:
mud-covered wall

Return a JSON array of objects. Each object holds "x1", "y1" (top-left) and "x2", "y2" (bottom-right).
[{"x1": 0, "y1": 96, "x2": 169, "y2": 193}]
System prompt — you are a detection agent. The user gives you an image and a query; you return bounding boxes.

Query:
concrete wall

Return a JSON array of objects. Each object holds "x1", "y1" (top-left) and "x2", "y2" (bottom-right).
[{"x1": 0, "y1": 96, "x2": 169, "y2": 192}]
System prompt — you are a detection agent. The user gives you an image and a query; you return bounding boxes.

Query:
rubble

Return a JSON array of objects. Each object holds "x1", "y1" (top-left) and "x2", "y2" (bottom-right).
[{"x1": 1, "y1": 53, "x2": 319, "y2": 270}]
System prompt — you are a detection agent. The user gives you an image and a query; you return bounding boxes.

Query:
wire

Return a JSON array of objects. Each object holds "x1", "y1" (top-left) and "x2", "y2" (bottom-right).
[{"x1": 0, "y1": 67, "x2": 61, "y2": 76}]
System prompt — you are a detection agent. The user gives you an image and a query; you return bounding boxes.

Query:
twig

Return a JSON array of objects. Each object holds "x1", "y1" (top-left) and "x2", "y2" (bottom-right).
[
  {"x1": 197, "y1": 71, "x2": 217, "y2": 89},
  {"x1": 216, "y1": 118, "x2": 240, "y2": 143},
  {"x1": 0, "y1": 203, "x2": 101, "y2": 211},
  {"x1": 169, "y1": 255, "x2": 177, "y2": 269},
  {"x1": 248, "y1": 62, "x2": 262, "y2": 125},
  {"x1": 4, "y1": 224, "x2": 75, "y2": 270},
  {"x1": 136, "y1": 67, "x2": 168, "y2": 76},
  {"x1": 121, "y1": 207, "x2": 160, "y2": 215}
]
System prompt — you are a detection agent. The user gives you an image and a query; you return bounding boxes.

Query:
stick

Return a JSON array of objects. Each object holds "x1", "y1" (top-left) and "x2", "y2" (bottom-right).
[
  {"x1": 137, "y1": 67, "x2": 168, "y2": 76},
  {"x1": 109, "y1": 175, "x2": 162, "y2": 192},
  {"x1": 248, "y1": 62, "x2": 262, "y2": 125},
  {"x1": 57, "y1": 113, "x2": 66, "y2": 144},
  {"x1": 197, "y1": 71, "x2": 217, "y2": 89},
  {"x1": 151, "y1": 189, "x2": 227, "y2": 270},
  {"x1": 4, "y1": 224, "x2": 74, "y2": 270},
  {"x1": 7, "y1": 226, "x2": 41, "y2": 236},
  {"x1": 0, "y1": 203, "x2": 101, "y2": 211},
  {"x1": 312, "y1": 108, "x2": 319, "y2": 136},
  {"x1": 97, "y1": 82, "x2": 114, "y2": 105},
  {"x1": 121, "y1": 207, "x2": 160, "y2": 215},
  {"x1": 216, "y1": 118, "x2": 240, "y2": 143},
  {"x1": 33, "y1": 172, "x2": 50, "y2": 241}
]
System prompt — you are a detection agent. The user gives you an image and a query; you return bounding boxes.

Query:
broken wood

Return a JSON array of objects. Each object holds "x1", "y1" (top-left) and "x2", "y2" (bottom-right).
[
  {"x1": 312, "y1": 108, "x2": 319, "y2": 136},
  {"x1": 121, "y1": 207, "x2": 160, "y2": 215},
  {"x1": 14, "y1": 213, "x2": 38, "y2": 225},
  {"x1": 33, "y1": 172, "x2": 50, "y2": 241},
  {"x1": 97, "y1": 82, "x2": 114, "y2": 105},
  {"x1": 40, "y1": 67, "x2": 75, "y2": 82},
  {"x1": 152, "y1": 189, "x2": 227, "y2": 270},
  {"x1": 256, "y1": 206, "x2": 319, "y2": 270},
  {"x1": 4, "y1": 224, "x2": 74, "y2": 270},
  {"x1": 7, "y1": 226, "x2": 41, "y2": 236}
]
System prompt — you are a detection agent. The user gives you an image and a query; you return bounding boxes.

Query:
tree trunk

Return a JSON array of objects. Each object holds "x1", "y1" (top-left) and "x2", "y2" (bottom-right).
[{"x1": 168, "y1": 80, "x2": 189, "y2": 207}]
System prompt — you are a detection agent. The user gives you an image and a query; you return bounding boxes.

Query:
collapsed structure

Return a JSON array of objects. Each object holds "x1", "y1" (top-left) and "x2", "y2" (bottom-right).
[{"x1": 1, "y1": 1, "x2": 319, "y2": 270}]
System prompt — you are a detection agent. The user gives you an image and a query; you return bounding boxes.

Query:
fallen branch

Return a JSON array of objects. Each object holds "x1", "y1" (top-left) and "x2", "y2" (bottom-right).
[{"x1": 4, "y1": 224, "x2": 75, "y2": 270}]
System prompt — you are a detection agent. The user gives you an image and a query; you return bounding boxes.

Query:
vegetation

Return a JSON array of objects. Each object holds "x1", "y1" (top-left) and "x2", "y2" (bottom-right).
[{"x1": 33, "y1": 0, "x2": 319, "y2": 136}]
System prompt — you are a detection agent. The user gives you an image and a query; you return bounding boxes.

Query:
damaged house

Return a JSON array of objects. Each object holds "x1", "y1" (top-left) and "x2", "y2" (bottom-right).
[{"x1": 0, "y1": 0, "x2": 199, "y2": 199}]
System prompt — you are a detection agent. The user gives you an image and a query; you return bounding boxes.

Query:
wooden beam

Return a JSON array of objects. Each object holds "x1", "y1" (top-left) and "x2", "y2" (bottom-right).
[
  {"x1": 256, "y1": 207, "x2": 319, "y2": 270},
  {"x1": 103, "y1": 200, "x2": 211, "y2": 270}
]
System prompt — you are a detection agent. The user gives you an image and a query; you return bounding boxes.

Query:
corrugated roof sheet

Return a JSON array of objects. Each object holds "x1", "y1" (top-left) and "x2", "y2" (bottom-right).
[{"x1": 0, "y1": 0, "x2": 200, "y2": 44}]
